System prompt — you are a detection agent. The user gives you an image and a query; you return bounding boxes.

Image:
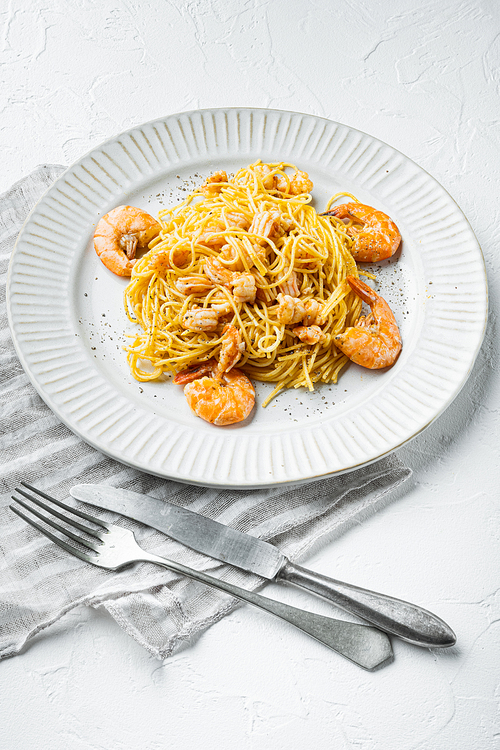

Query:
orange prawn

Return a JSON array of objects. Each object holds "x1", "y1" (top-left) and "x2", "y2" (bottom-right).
[
  {"x1": 93, "y1": 205, "x2": 161, "y2": 276},
  {"x1": 322, "y1": 203, "x2": 401, "y2": 262},
  {"x1": 174, "y1": 359, "x2": 255, "y2": 426},
  {"x1": 334, "y1": 276, "x2": 402, "y2": 369}
]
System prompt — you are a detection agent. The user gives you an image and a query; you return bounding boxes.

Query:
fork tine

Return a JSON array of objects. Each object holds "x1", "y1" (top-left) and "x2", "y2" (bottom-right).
[
  {"x1": 20, "y1": 481, "x2": 110, "y2": 530},
  {"x1": 10, "y1": 504, "x2": 95, "y2": 564},
  {"x1": 11, "y1": 495, "x2": 101, "y2": 552},
  {"x1": 15, "y1": 487, "x2": 104, "y2": 540}
]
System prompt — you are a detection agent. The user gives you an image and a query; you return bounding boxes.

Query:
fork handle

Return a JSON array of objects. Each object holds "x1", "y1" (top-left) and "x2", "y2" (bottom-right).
[
  {"x1": 139, "y1": 550, "x2": 392, "y2": 670},
  {"x1": 279, "y1": 562, "x2": 456, "y2": 648}
]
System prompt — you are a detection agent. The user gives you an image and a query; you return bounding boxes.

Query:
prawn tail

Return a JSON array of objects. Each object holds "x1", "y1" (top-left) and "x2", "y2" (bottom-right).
[
  {"x1": 346, "y1": 275, "x2": 378, "y2": 305},
  {"x1": 174, "y1": 359, "x2": 217, "y2": 385}
]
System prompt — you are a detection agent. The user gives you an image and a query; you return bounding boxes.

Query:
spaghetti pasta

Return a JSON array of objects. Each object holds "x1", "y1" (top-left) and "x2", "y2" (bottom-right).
[{"x1": 123, "y1": 161, "x2": 363, "y2": 407}]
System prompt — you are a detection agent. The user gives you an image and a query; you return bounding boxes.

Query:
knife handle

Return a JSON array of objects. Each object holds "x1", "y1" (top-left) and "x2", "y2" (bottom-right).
[
  {"x1": 279, "y1": 561, "x2": 456, "y2": 648},
  {"x1": 140, "y1": 550, "x2": 392, "y2": 670}
]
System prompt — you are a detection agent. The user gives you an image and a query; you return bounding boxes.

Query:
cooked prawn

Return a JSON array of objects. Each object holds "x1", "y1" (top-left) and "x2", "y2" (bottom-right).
[
  {"x1": 93, "y1": 205, "x2": 161, "y2": 276},
  {"x1": 276, "y1": 293, "x2": 306, "y2": 325},
  {"x1": 223, "y1": 211, "x2": 251, "y2": 230},
  {"x1": 197, "y1": 221, "x2": 227, "y2": 248},
  {"x1": 302, "y1": 299, "x2": 324, "y2": 326},
  {"x1": 322, "y1": 203, "x2": 401, "y2": 262},
  {"x1": 293, "y1": 325, "x2": 325, "y2": 345},
  {"x1": 197, "y1": 212, "x2": 249, "y2": 248},
  {"x1": 219, "y1": 243, "x2": 243, "y2": 271},
  {"x1": 218, "y1": 324, "x2": 245, "y2": 374},
  {"x1": 174, "y1": 359, "x2": 255, "y2": 426},
  {"x1": 219, "y1": 239, "x2": 266, "y2": 273},
  {"x1": 210, "y1": 296, "x2": 234, "y2": 315},
  {"x1": 201, "y1": 170, "x2": 228, "y2": 195},
  {"x1": 173, "y1": 360, "x2": 215, "y2": 383},
  {"x1": 175, "y1": 275, "x2": 214, "y2": 295},
  {"x1": 231, "y1": 273, "x2": 256, "y2": 304},
  {"x1": 181, "y1": 307, "x2": 219, "y2": 332},
  {"x1": 204, "y1": 257, "x2": 234, "y2": 288},
  {"x1": 289, "y1": 170, "x2": 313, "y2": 195},
  {"x1": 248, "y1": 210, "x2": 282, "y2": 245},
  {"x1": 275, "y1": 169, "x2": 313, "y2": 196},
  {"x1": 146, "y1": 245, "x2": 190, "y2": 273},
  {"x1": 334, "y1": 276, "x2": 401, "y2": 369},
  {"x1": 278, "y1": 270, "x2": 300, "y2": 297},
  {"x1": 253, "y1": 163, "x2": 277, "y2": 190},
  {"x1": 204, "y1": 259, "x2": 256, "y2": 303}
]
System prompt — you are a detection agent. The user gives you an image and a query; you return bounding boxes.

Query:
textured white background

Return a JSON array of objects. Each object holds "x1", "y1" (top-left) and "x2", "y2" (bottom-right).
[{"x1": 1, "y1": 1, "x2": 499, "y2": 749}]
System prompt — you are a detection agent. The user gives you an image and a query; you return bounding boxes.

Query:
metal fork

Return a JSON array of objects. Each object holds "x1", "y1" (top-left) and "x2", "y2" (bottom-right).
[{"x1": 11, "y1": 483, "x2": 393, "y2": 671}]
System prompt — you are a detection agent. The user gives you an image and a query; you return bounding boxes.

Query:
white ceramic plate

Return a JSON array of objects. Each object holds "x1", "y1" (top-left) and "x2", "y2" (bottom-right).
[{"x1": 7, "y1": 108, "x2": 488, "y2": 487}]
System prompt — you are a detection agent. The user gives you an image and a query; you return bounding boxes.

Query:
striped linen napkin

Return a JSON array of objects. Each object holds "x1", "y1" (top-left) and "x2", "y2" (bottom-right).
[{"x1": 0, "y1": 166, "x2": 411, "y2": 660}]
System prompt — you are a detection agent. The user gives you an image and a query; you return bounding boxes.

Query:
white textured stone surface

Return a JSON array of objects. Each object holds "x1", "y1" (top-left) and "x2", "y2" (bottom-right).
[{"x1": 1, "y1": 2, "x2": 499, "y2": 748}]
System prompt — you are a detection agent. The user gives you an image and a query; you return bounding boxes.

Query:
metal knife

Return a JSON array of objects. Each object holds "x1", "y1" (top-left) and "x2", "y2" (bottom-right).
[{"x1": 70, "y1": 483, "x2": 456, "y2": 648}]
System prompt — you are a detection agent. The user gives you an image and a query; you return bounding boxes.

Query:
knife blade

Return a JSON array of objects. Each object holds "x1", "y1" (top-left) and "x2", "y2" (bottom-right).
[
  {"x1": 72, "y1": 483, "x2": 284, "y2": 579},
  {"x1": 70, "y1": 483, "x2": 456, "y2": 648}
]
